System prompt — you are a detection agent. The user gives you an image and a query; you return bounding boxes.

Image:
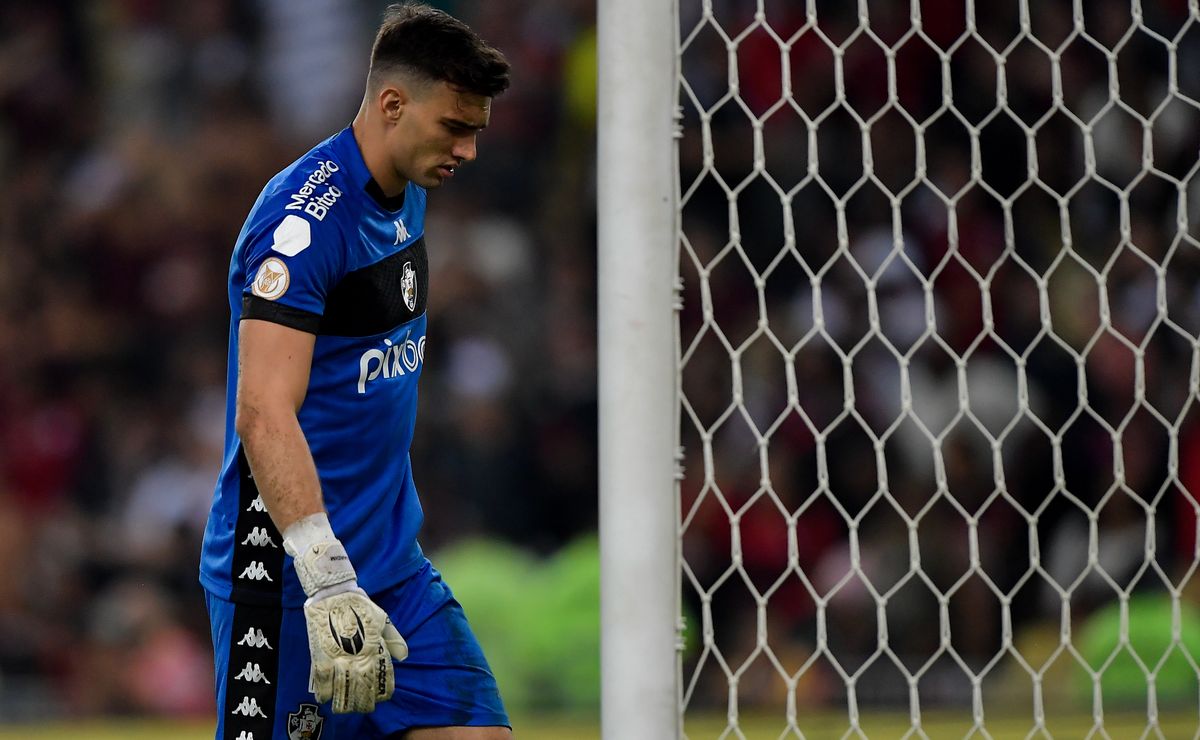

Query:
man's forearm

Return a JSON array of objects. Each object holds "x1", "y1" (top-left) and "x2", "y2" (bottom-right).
[{"x1": 238, "y1": 405, "x2": 325, "y2": 533}]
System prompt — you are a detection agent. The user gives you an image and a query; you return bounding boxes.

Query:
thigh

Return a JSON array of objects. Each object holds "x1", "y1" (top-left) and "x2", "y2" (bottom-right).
[
  {"x1": 206, "y1": 590, "x2": 367, "y2": 740},
  {"x1": 366, "y1": 561, "x2": 510, "y2": 736}
]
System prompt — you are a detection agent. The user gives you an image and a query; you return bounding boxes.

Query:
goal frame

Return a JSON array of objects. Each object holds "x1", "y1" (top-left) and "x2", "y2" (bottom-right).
[
  {"x1": 599, "y1": 0, "x2": 1200, "y2": 736},
  {"x1": 597, "y1": 0, "x2": 682, "y2": 737}
]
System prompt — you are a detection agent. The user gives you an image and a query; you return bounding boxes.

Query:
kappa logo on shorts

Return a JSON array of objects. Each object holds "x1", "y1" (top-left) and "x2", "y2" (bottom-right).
[
  {"x1": 287, "y1": 703, "x2": 324, "y2": 740},
  {"x1": 239, "y1": 561, "x2": 274, "y2": 582},
  {"x1": 231, "y1": 695, "x2": 269, "y2": 718},
  {"x1": 235, "y1": 732, "x2": 255, "y2": 740},
  {"x1": 237, "y1": 627, "x2": 274, "y2": 650},
  {"x1": 246, "y1": 495, "x2": 267, "y2": 513},
  {"x1": 234, "y1": 661, "x2": 272, "y2": 684},
  {"x1": 241, "y1": 526, "x2": 277, "y2": 548}
]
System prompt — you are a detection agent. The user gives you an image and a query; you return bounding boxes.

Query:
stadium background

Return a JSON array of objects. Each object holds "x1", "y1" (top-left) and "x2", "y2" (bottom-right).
[
  {"x1": 2, "y1": 0, "x2": 1200, "y2": 737},
  {"x1": 0, "y1": 0, "x2": 600, "y2": 730}
]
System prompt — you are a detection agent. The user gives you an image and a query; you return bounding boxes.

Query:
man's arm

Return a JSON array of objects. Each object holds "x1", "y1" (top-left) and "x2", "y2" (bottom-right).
[
  {"x1": 233, "y1": 317, "x2": 407, "y2": 713},
  {"x1": 234, "y1": 318, "x2": 322, "y2": 533}
]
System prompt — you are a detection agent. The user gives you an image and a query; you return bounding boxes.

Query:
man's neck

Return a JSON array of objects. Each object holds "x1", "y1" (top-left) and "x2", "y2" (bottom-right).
[{"x1": 351, "y1": 112, "x2": 408, "y2": 197}]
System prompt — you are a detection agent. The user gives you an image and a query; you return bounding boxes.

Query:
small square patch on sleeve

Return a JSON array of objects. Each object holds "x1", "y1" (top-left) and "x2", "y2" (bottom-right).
[{"x1": 272, "y1": 214, "x2": 312, "y2": 257}]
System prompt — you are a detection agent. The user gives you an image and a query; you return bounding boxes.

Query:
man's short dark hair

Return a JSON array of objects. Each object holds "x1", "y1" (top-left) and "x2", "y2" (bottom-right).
[{"x1": 369, "y1": 3, "x2": 510, "y2": 98}]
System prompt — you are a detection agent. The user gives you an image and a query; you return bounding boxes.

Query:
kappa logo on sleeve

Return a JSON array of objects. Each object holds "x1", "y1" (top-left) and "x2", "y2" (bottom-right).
[{"x1": 252, "y1": 257, "x2": 290, "y2": 301}]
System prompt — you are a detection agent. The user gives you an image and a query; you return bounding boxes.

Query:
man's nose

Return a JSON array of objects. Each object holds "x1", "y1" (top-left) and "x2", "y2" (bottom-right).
[{"x1": 453, "y1": 135, "x2": 477, "y2": 163}]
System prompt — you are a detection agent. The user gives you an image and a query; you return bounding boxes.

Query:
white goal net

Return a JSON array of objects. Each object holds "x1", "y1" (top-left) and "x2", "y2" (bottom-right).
[{"x1": 675, "y1": 0, "x2": 1200, "y2": 736}]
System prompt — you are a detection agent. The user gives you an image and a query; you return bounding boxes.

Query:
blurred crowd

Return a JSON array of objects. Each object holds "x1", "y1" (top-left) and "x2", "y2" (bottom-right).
[
  {"x1": 0, "y1": 0, "x2": 596, "y2": 719},
  {"x1": 677, "y1": 0, "x2": 1200, "y2": 711},
  {"x1": 3, "y1": 0, "x2": 1200, "y2": 726}
]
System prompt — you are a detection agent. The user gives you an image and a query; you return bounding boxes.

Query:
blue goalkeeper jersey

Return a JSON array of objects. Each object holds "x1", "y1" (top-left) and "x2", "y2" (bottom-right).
[{"x1": 200, "y1": 126, "x2": 430, "y2": 607}]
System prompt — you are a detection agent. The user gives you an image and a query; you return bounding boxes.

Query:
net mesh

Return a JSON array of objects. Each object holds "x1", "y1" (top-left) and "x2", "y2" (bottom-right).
[{"x1": 675, "y1": 0, "x2": 1200, "y2": 736}]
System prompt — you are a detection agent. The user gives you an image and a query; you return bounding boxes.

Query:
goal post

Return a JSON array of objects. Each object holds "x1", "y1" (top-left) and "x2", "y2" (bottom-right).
[
  {"x1": 597, "y1": 0, "x2": 681, "y2": 738},
  {"x1": 601, "y1": 0, "x2": 1200, "y2": 737}
]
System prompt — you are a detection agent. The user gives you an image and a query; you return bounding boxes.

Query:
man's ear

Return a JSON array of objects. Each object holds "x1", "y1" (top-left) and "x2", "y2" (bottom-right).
[{"x1": 377, "y1": 85, "x2": 407, "y2": 123}]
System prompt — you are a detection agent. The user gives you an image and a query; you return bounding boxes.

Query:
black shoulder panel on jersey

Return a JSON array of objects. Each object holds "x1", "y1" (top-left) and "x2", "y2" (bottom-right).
[
  {"x1": 318, "y1": 237, "x2": 429, "y2": 337},
  {"x1": 241, "y1": 295, "x2": 323, "y2": 334}
]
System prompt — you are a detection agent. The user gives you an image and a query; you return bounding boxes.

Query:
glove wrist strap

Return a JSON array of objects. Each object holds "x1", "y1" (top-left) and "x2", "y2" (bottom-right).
[
  {"x1": 306, "y1": 579, "x2": 360, "y2": 602},
  {"x1": 282, "y1": 512, "x2": 336, "y2": 556},
  {"x1": 284, "y1": 512, "x2": 358, "y2": 597}
]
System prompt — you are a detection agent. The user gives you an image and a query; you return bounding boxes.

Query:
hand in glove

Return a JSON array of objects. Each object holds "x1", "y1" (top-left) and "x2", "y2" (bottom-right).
[{"x1": 284, "y1": 514, "x2": 408, "y2": 714}]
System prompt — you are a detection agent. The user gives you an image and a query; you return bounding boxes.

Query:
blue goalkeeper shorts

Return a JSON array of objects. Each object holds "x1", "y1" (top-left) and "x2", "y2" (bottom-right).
[{"x1": 206, "y1": 559, "x2": 509, "y2": 739}]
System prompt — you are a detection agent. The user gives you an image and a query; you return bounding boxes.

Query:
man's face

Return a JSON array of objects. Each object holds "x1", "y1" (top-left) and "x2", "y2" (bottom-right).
[{"x1": 387, "y1": 80, "x2": 492, "y2": 189}]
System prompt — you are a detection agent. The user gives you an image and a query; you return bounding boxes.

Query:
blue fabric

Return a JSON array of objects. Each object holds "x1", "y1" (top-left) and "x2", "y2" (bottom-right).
[
  {"x1": 200, "y1": 126, "x2": 430, "y2": 607},
  {"x1": 208, "y1": 560, "x2": 509, "y2": 739}
]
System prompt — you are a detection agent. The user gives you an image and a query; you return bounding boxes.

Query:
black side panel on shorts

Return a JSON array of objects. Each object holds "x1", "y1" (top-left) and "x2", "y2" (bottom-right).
[
  {"x1": 229, "y1": 445, "x2": 286, "y2": 606},
  {"x1": 222, "y1": 602, "x2": 283, "y2": 740},
  {"x1": 318, "y1": 237, "x2": 429, "y2": 337}
]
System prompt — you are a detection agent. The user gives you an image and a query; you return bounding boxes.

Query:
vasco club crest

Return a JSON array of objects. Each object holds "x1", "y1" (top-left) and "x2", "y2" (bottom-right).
[
  {"x1": 287, "y1": 703, "x2": 323, "y2": 739},
  {"x1": 401, "y1": 261, "x2": 417, "y2": 312}
]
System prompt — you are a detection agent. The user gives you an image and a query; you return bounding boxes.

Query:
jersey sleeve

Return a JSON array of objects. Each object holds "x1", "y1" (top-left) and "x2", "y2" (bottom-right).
[{"x1": 240, "y1": 210, "x2": 345, "y2": 334}]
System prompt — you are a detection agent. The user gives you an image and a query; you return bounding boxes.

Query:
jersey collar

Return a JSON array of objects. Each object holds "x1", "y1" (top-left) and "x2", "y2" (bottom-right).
[{"x1": 330, "y1": 126, "x2": 407, "y2": 213}]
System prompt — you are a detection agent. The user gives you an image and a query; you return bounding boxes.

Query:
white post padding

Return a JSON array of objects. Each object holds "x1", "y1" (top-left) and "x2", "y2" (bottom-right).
[{"x1": 597, "y1": 0, "x2": 680, "y2": 736}]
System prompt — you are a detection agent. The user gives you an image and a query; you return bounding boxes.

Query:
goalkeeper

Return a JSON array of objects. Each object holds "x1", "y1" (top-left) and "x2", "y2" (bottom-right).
[{"x1": 199, "y1": 4, "x2": 511, "y2": 738}]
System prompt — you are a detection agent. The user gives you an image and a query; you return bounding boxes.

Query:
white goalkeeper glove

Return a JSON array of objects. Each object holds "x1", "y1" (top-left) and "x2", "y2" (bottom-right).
[{"x1": 283, "y1": 513, "x2": 408, "y2": 714}]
